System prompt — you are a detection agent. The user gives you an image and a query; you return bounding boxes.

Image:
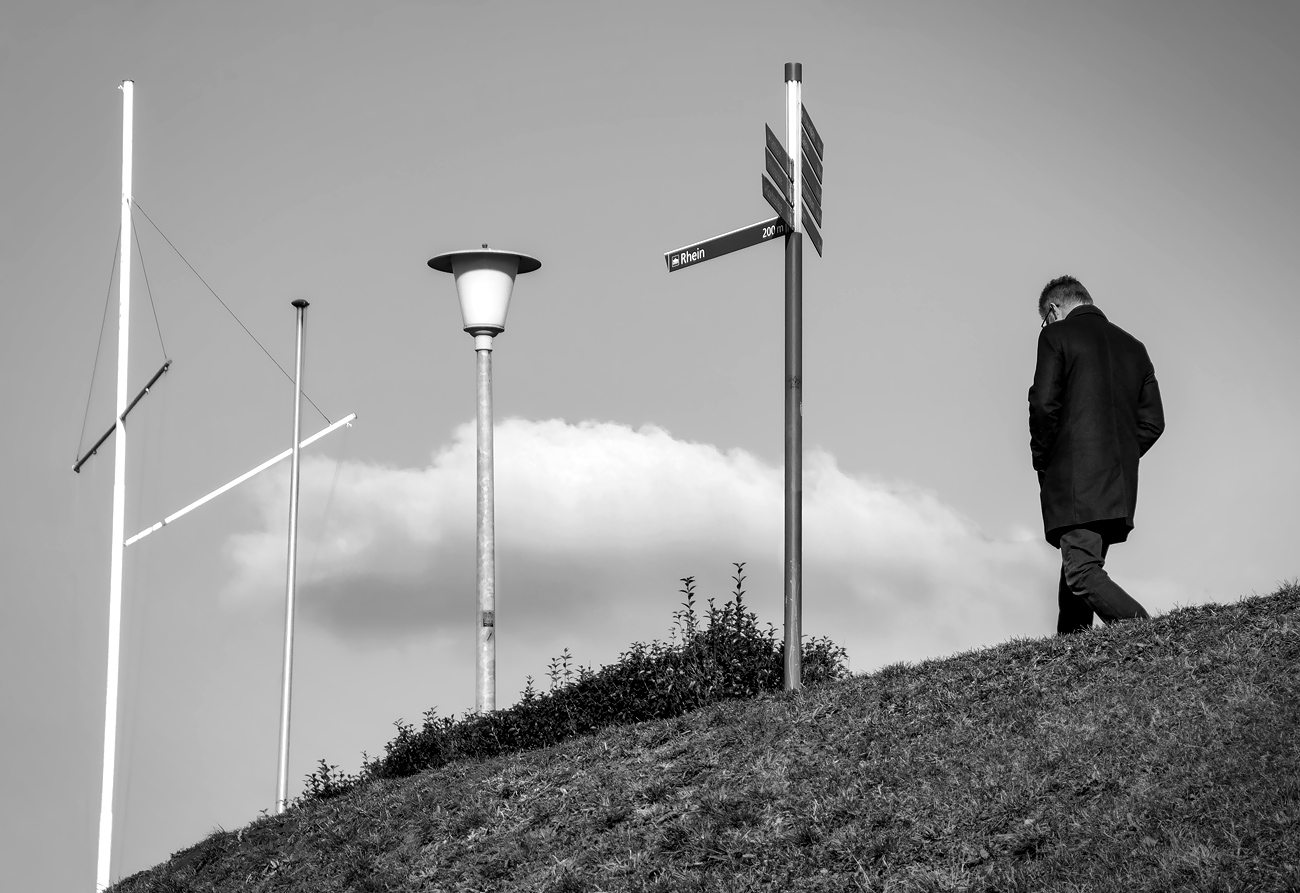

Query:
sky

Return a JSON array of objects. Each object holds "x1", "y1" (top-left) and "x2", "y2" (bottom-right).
[{"x1": 2, "y1": 0, "x2": 1298, "y2": 888}]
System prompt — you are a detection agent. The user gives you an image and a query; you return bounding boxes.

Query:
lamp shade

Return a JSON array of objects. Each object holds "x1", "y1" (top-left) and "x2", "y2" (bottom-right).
[{"x1": 428, "y1": 248, "x2": 541, "y2": 336}]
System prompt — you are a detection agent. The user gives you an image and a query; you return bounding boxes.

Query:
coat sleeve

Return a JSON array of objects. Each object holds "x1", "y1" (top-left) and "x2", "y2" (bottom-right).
[
  {"x1": 1028, "y1": 330, "x2": 1062, "y2": 473},
  {"x1": 1136, "y1": 367, "x2": 1164, "y2": 457}
]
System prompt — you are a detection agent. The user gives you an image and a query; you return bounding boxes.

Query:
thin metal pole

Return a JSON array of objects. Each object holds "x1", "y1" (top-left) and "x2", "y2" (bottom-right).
[
  {"x1": 97, "y1": 78, "x2": 132, "y2": 893},
  {"x1": 475, "y1": 334, "x2": 496, "y2": 713},
  {"x1": 275, "y1": 299, "x2": 309, "y2": 813},
  {"x1": 783, "y1": 63, "x2": 804, "y2": 692},
  {"x1": 124, "y1": 413, "x2": 356, "y2": 547}
]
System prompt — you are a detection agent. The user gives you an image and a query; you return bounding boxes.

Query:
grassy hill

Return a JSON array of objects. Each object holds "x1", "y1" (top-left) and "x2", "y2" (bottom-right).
[{"x1": 112, "y1": 583, "x2": 1300, "y2": 892}]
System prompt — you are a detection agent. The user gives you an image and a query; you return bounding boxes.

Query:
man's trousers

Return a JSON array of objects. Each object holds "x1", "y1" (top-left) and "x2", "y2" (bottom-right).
[{"x1": 1056, "y1": 525, "x2": 1150, "y2": 635}]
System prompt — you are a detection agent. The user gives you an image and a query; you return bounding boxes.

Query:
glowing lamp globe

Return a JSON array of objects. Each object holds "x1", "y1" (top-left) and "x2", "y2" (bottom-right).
[{"x1": 427, "y1": 247, "x2": 542, "y2": 337}]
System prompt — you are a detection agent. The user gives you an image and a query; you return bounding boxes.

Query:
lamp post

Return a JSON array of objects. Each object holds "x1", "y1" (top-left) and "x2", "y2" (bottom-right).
[{"x1": 427, "y1": 245, "x2": 541, "y2": 713}]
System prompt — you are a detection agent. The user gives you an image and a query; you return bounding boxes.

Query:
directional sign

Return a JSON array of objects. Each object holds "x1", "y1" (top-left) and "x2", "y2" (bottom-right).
[
  {"x1": 801, "y1": 104, "x2": 824, "y2": 161},
  {"x1": 765, "y1": 125, "x2": 792, "y2": 178},
  {"x1": 802, "y1": 208, "x2": 823, "y2": 257},
  {"x1": 801, "y1": 129, "x2": 823, "y2": 184},
  {"x1": 802, "y1": 176, "x2": 823, "y2": 228},
  {"x1": 664, "y1": 216, "x2": 789, "y2": 272},
  {"x1": 801, "y1": 155, "x2": 822, "y2": 205},
  {"x1": 762, "y1": 175, "x2": 796, "y2": 230},
  {"x1": 765, "y1": 148, "x2": 793, "y2": 203}
]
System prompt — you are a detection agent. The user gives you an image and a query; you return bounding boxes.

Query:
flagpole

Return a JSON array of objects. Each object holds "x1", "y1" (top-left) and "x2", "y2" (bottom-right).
[
  {"x1": 97, "y1": 77, "x2": 133, "y2": 893},
  {"x1": 275, "y1": 299, "x2": 308, "y2": 813}
]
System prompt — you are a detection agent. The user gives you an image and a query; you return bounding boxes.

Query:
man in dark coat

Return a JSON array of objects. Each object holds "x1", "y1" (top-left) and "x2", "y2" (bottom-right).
[{"x1": 1028, "y1": 275, "x2": 1164, "y2": 634}]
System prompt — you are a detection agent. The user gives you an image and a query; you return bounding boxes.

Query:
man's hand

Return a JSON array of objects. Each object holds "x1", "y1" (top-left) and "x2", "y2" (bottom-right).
[{"x1": 1137, "y1": 368, "x2": 1164, "y2": 456}]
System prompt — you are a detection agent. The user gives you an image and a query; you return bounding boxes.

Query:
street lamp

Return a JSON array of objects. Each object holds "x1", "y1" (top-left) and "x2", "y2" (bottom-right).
[{"x1": 427, "y1": 245, "x2": 541, "y2": 713}]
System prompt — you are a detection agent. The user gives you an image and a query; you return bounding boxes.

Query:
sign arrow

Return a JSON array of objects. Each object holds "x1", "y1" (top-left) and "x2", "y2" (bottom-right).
[
  {"x1": 802, "y1": 177, "x2": 823, "y2": 228},
  {"x1": 801, "y1": 155, "x2": 822, "y2": 205},
  {"x1": 801, "y1": 129, "x2": 823, "y2": 185},
  {"x1": 766, "y1": 147, "x2": 793, "y2": 203},
  {"x1": 762, "y1": 175, "x2": 796, "y2": 230},
  {"x1": 765, "y1": 125, "x2": 792, "y2": 179},
  {"x1": 801, "y1": 104, "x2": 824, "y2": 161},
  {"x1": 664, "y1": 216, "x2": 789, "y2": 272},
  {"x1": 802, "y1": 207, "x2": 823, "y2": 257}
]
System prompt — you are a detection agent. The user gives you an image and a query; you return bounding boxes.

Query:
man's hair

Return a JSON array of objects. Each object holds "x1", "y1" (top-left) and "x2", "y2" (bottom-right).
[{"x1": 1038, "y1": 275, "x2": 1093, "y2": 320}]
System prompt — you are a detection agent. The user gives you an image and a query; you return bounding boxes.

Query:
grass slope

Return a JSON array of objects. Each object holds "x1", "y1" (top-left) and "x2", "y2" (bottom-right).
[{"x1": 113, "y1": 584, "x2": 1300, "y2": 892}]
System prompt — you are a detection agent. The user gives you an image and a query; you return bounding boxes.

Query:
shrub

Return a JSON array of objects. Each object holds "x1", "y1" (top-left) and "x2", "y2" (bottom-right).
[{"x1": 299, "y1": 564, "x2": 848, "y2": 803}]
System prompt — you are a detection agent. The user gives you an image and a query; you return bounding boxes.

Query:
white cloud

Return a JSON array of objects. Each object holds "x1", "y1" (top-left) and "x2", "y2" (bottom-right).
[{"x1": 224, "y1": 418, "x2": 1058, "y2": 673}]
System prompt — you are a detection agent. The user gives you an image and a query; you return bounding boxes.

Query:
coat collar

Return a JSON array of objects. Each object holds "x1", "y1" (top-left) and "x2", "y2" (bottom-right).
[{"x1": 1064, "y1": 304, "x2": 1106, "y2": 322}]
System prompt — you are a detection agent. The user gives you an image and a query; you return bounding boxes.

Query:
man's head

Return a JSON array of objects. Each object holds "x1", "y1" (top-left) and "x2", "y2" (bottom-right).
[{"x1": 1039, "y1": 275, "x2": 1093, "y2": 326}]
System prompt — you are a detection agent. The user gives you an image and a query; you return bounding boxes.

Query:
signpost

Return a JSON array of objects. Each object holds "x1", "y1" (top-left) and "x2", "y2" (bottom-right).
[
  {"x1": 765, "y1": 150, "x2": 793, "y2": 203},
  {"x1": 801, "y1": 164, "x2": 823, "y2": 228},
  {"x1": 801, "y1": 128, "x2": 824, "y2": 186},
  {"x1": 766, "y1": 125, "x2": 792, "y2": 179},
  {"x1": 801, "y1": 156, "x2": 822, "y2": 205},
  {"x1": 762, "y1": 176, "x2": 796, "y2": 231},
  {"x1": 663, "y1": 62, "x2": 825, "y2": 691},
  {"x1": 802, "y1": 207, "x2": 823, "y2": 257},
  {"x1": 664, "y1": 217, "x2": 788, "y2": 272},
  {"x1": 801, "y1": 104, "x2": 824, "y2": 160},
  {"x1": 801, "y1": 100, "x2": 825, "y2": 257}
]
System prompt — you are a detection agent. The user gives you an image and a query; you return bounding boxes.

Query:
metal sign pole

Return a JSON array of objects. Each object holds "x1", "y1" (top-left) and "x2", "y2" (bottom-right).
[
  {"x1": 783, "y1": 62, "x2": 804, "y2": 692},
  {"x1": 275, "y1": 299, "x2": 309, "y2": 813},
  {"x1": 662, "y1": 63, "x2": 825, "y2": 692}
]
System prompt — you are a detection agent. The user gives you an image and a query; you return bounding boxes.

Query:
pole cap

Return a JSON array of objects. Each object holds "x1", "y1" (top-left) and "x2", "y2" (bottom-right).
[
  {"x1": 784, "y1": 62, "x2": 802, "y2": 82},
  {"x1": 291, "y1": 299, "x2": 310, "y2": 308}
]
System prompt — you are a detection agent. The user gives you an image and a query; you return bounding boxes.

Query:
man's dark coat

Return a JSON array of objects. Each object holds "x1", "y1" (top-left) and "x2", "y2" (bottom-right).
[{"x1": 1028, "y1": 305, "x2": 1164, "y2": 547}]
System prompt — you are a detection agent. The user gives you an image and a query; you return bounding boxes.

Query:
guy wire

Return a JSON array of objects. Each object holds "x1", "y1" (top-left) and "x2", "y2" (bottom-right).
[
  {"x1": 76, "y1": 226, "x2": 121, "y2": 462},
  {"x1": 131, "y1": 213, "x2": 168, "y2": 360},
  {"x1": 133, "y1": 202, "x2": 331, "y2": 425}
]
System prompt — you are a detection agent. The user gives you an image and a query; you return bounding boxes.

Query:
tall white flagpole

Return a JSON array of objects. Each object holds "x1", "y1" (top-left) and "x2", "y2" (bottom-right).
[
  {"x1": 275, "y1": 299, "x2": 309, "y2": 813},
  {"x1": 97, "y1": 77, "x2": 133, "y2": 893}
]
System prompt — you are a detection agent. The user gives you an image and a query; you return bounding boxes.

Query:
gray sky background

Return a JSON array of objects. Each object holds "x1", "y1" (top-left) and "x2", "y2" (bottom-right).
[{"x1": 2, "y1": 1, "x2": 1298, "y2": 888}]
